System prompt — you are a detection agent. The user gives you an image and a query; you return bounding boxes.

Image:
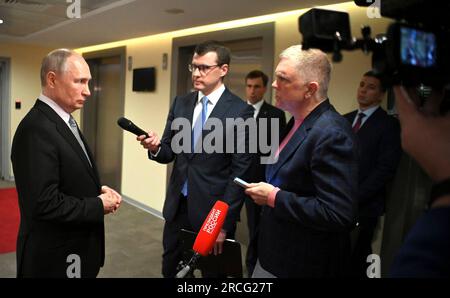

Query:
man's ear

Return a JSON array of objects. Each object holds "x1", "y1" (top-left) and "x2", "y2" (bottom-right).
[
  {"x1": 220, "y1": 64, "x2": 229, "y2": 78},
  {"x1": 306, "y1": 82, "x2": 319, "y2": 99},
  {"x1": 46, "y1": 71, "x2": 57, "y2": 88}
]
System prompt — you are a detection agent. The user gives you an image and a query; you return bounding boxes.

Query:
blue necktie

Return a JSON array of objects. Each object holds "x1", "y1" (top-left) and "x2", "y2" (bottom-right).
[{"x1": 181, "y1": 96, "x2": 208, "y2": 196}]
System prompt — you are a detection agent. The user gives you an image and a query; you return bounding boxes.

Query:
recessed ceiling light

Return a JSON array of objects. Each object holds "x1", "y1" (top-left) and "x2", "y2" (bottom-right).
[
  {"x1": 165, "y1": 8, "x2": 184, "y2": 15},
  {"x1": 0, "y1": 19, "x2": 4, "y2": 25}
]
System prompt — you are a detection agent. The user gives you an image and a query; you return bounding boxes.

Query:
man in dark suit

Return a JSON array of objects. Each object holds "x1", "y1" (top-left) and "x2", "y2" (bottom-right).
[
  {"x1": 344, "y1": 71, "x2": 402, "y2": 278},
  {"x1": 11, "y1": 49, "x2": 122, "y2": 278},
  {"x1": 243, "y1": 70, "x2": 286, "y2": 276},
  {"x1": 137, "y1": 41, "x2": 254, "y2": 277},
  {"x1": 245, "y1": 46, "x2": 358, "y2": 277}
]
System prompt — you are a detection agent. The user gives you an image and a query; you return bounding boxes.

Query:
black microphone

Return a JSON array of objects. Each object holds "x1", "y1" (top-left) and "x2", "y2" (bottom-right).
[
  {"x1": 354, "y1": 0, "x2": 374, "y2": 6},
  {"x1": 117, "y1": 117, "x2": 149, "y2": 138}
]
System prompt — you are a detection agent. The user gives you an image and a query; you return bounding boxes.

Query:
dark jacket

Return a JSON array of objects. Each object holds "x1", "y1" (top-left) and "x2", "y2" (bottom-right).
[
  {"x1": 344, "y1": 107, "x2": 401, "y2": 217},
  {"x1": 258, "y1": 99, "x2": 358, "y2": 277},
  {"x1": 150, "y1": 88, "x2": 254, "y2": 232},
  {"x1": 11, "y1": 99, "x2": 104, "y2": 278}
]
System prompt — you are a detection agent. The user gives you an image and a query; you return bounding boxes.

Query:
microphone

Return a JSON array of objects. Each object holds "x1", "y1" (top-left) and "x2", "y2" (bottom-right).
[
  {"x1": 117, "y1": 117, "x2": 149, "y2": 138},
  {"x1": 176, "y1": 200, "x2": 229, "y2": 278}
]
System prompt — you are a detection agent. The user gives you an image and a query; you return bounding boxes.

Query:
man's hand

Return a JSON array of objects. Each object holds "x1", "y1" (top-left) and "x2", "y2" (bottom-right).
[
  {"x1": 137, "y1": 131, "x2": 160, "y2": 154},
  {"x1": 394, "y1": 86, "x2": 450, "y2": 182},
  {"x1": 245, "y1": 182, "x2": 275, "y2": 206},
  {"x1": 212, "y1": 230, "x2": 227, "y2": 256},
  {"x1": 99, "y1": 185, "x2": 122, "y2": 214}
]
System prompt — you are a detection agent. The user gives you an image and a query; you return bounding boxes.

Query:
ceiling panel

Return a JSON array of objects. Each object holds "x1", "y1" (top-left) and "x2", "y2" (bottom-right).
[{"x1": 0, "y1": 0, "x2": 342, "y2": 47}]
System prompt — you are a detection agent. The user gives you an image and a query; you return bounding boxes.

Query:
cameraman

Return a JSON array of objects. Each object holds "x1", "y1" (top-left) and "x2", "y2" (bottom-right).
[{"x1": 390, "y1": 85, "x2": 450, "y2": 277}]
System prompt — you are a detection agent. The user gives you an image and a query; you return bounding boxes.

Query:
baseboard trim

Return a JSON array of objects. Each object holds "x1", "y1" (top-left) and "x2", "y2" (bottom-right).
[{"x1": 122, "y1": 195, "x2": 164, "y2": 220}]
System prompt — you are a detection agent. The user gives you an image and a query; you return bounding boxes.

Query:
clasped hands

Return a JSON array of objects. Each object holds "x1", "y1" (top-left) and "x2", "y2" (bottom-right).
[{"x1": 99, "y1": 185, "x2": 122, "y2": 215}]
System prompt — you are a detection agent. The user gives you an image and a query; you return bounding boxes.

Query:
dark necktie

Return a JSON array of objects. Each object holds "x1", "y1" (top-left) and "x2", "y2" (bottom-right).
[
  {"x1": 68, "y1": 115, "x2": 92, "y2": 167},
  {"x1": 352, "y1": 112, "x2": 366, "y2": 133}
]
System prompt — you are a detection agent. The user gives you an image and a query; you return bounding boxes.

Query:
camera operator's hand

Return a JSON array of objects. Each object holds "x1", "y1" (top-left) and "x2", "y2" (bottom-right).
[{"x1": 394, "y1": 86, "x2": 450, "y2": 182}]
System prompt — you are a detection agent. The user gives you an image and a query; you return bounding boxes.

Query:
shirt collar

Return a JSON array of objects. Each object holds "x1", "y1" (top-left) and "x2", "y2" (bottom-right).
[
  {"x1": 248, "y1": 99, "x2": 264, "y2": 112},
  {"x1": 358, "y1": 105, "x2": 380, "y2": 119},
  {"x1": 38, "y1": 93, "x2": 71, "y2": 125},
  {"x1": 198, "y1": 84, "x2": 225, "y2": 106}
]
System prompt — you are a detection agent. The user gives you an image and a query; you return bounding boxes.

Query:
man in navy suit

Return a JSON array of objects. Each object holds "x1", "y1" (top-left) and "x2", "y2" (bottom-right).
[
  {"x1": 137, "y1": 41, "x2": 254, "y2": 277},
  {"x1": 344, "y1": 71, "x2": 402, "y2": 278},
  {"x1": 245, "y1": 46, "x2": 358, "y2": 277},
  {"x1": 243, "y1": 70, "x2": 286, "y2": 276}
]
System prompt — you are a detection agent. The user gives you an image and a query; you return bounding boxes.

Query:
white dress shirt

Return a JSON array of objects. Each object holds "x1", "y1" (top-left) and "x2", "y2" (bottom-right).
[
  {"x1": 193, "y1": 84, "x2": 225, "y2": 126},
  {"x1": 151, "y1": 84, "x2": 226, "y2": 157},
  {"x1": 38, "y1": 94, "x2": 72, "y2": 128},
  {"x1": 247, "y1": 99, "x2": 264, "y2": 119}
]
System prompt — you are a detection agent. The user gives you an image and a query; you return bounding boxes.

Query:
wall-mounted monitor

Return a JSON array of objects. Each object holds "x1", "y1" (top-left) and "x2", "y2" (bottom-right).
[{"x1": 132, "y1": 67, "x2": 156, "y2": 92}]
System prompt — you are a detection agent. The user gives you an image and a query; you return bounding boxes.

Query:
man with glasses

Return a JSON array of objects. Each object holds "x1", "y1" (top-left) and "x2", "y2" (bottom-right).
[{"x1": 137, "y1": 40, "x2": 254, "y2": 277}]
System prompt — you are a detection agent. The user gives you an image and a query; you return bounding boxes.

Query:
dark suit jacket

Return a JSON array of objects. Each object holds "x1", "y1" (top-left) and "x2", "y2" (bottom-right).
[
  {"x1": 11, "y1": 99, "x2": 105, "y2": 278},
  {"x1": 248, "y1": 101, "x2": 287, "y2": 183},
  {"x1": 258, "y1": 99, "x2": 358, "y2": 277},
  {"x1": 150, "y1": 88, "x2": 254, "y2": 232},
  {"x1": 344, "y1": 107, "x2": 401, "y2": 218}
]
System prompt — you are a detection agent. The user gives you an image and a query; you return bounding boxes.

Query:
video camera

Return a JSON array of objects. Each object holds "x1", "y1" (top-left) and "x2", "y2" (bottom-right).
[{"x1": 299, "y1": 0, "x2": 450, "y2": 88}]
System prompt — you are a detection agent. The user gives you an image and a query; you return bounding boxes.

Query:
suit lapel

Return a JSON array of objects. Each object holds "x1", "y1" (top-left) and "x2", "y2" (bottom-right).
[
  {"x1": 207, "y1": 88, "x2": 233, "y2": 121},
  {"x1": 184, "y1": 92, "x2": 199, "y2": 160},
  {"x1": 35, "y1": 100, "x2": 100, "y2": 186},
  {"x1": 266, "y1": 120, "x2": 308, "y2": 182},
  {"x1": 357, "y1": 106, "x2": 383, "y2": 134},
  {"x1": 266, "y1": 99, "x2": 332, "y2": 182},
  {"x1": 187, "y1": 88, "x2": 234, "y2": 159},
  {"x1": 256, "y1": 101, "x2": 268, "y2": 120},
  {"x1": 79, "y1": 131, "x2": 101, "y2": 186},
  {"x1": 184, "y1": 92, "x2": 198, "y2": 124}
]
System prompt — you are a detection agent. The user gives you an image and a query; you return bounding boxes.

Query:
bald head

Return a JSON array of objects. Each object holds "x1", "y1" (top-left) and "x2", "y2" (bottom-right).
[{"x1": 40, "y1": 48, "x2": 81, "y2": 87}]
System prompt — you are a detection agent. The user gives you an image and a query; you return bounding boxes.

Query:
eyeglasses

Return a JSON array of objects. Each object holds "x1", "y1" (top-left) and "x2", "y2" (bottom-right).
[{"x1": 188, "y1": 63, "x2": 221, "y2": 76}]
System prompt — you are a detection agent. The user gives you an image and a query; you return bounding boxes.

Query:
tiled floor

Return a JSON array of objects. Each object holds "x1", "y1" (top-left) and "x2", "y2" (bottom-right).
[
  {"x1": 0, "y1": 179, "x2": 15, "y2": 189},
  {"x1": 0, "y1": 179, "x2": 249, "y2": 278},
  {"x1": 0, "y1": 200, "x2": 166, "y2": 278}
]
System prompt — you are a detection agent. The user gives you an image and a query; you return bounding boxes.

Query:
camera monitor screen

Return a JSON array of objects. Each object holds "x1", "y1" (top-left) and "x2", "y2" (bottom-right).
[{"x1": 400, "y1": 27, "x2": 436, "y2": 68}]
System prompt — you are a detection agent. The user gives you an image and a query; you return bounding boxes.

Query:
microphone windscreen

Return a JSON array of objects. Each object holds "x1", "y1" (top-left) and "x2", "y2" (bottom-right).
[
  {"x1": 117, "y1": 117, "x2": 131, "y2": 130},
  {"x1": 192, "y1": 200, "x2": 229, "y2": 256}
]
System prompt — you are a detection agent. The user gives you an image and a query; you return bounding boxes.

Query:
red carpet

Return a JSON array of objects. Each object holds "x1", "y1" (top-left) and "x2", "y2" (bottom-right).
[{"x1": 0, "y1": 188, "x2": 20, "y2": 254}]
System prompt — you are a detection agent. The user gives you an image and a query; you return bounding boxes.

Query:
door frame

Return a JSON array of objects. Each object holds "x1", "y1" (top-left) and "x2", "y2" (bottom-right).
[
  {"x1": 81, "y1": 47, "x2": 126, "y2": 192},
  {"x1": 0, "y1": 57, "x2": 12, "y2": 181},
  {"x1": 171, "y1": 22, "x2": 275, "y2": 105}
]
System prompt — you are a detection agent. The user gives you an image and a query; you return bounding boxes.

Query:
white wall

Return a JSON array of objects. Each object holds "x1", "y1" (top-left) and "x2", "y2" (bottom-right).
[{"x1": 1, "y1": 43, "x2": 53, "y2": 178}]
